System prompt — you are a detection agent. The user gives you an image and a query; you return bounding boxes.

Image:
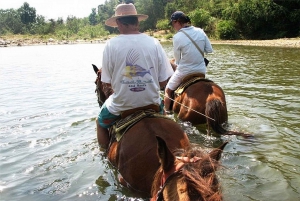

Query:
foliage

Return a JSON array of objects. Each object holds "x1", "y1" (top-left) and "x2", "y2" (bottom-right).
[
  {"x1": 18, "y1": 2, "x2": 36, "y2": 25},
  {"x1": 78, "y1": 24, "x2": 109, "y2": 39},
  {"x1": 164, "y1": 33, "x2": 174, "y2": 40},
  {"x1": 188, "y1": 9, "x2": 211, "y2": 30},
  {"x1": 216, "y1": 20, "x2": 238, "y2": 39},
  {"x1": 156, "y1": 19, "x2": 169, "y2": 30},
  {"x1": 135, "y1": 0, "x2": 166, "y2": 31},
  {"x1": 0, "y1": 0, "x2": 299, "y2": 40},
  {"x1": 89, "y1": 8, "x2": 98, "y2": 25},
  {"x1": 0, "y1": 9, "x2": 23, "y2": 34}
]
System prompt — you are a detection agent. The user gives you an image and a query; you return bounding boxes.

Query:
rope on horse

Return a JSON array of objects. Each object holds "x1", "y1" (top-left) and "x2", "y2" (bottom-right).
[{"x1": 160, "y1": 92, "x2": 215, "y2": 122}]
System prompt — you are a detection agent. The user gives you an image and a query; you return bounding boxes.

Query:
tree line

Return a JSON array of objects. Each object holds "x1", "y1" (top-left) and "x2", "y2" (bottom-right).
[{"x1": 0, "y1": 0, "x2": 299, "y2": 40}]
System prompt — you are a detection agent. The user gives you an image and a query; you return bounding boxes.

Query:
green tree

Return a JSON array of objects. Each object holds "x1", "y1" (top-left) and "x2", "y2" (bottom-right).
[
  {"x1": 89, "y1": 8, "x2": 98, "y2": 25},
  {"x1": 273, "y1": 0, "x2": 300, "y2": 9},
  {"x1": 135, "y1": 0, "x2": 165, "y2": 30},
  {"x1": 66, "y1": 16, "x2": 80, "y2": 34},
  {"x1": 0, "y1": 9, "x2": 23, "y2": 34},
  {"x1": 216, "y1": 19, "x2": 238, "y2": 39},
  {"x1": 57, "y1": 17, "x2": 64, "y2": 25},
  {"x1": 18, "y1": 2, "x2": 36, "y2": 25},
  {"x1": 188, "y1": 9, "x2": 211, "y2": 29},
  {"x1": 164, "y1": 2, "x2": 177, "y2": 19}
]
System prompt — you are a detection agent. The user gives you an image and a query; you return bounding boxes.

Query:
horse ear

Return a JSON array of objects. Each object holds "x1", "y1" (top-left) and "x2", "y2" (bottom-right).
[
  {"x1": 156, "y1": 136, "x2": 175, "y2": 172},
  {"x1": 92, "y1": 64, "x2": 99, "y2": 74},
  {"x1": 209, "y1": 141, "x2": 228, "y2": 161}
]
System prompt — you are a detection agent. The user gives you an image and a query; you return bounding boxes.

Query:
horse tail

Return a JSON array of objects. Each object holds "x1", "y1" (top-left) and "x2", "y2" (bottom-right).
[
  {"x1": 206, "y1": 98, "x2": 254, "y2": 138},
  {"x1": 205, "y1": 98, "x2": 228, "y2": 134}
]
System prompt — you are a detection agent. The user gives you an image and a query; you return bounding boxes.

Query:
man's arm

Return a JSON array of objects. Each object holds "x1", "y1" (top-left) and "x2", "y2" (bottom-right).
[{"x1": 159, "y1": 79, "x2": 169, "y2": 90}]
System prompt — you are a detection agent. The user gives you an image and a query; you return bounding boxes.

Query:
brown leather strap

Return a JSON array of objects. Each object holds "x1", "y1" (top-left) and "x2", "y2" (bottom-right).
[
  {"x1": 121, "y1": 104, "x2": 160, "y2": 118},
  {"x1": 182, "y1": 73, "x2": 205, "y2": 82}
]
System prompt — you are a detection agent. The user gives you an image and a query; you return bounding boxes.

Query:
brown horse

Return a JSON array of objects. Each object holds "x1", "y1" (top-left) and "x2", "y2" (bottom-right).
[
  {"x1": 92, "y1": 64, "x2": 190, "y2": 196},
  {"x1": 169, "y1": 62, "x2": 252, "y2": 137},
  {"x1": 151, "y1": 136, "x2": 228, "y2": 201}
]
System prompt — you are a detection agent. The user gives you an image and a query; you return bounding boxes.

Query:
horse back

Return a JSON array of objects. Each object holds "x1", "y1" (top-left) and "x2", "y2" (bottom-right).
[
  {"x1": 108, "y1": 117, "x2": 189, "y2": 195},
  {"x1": 174, "y1": 81, "x2": 227, "y2": 125}
]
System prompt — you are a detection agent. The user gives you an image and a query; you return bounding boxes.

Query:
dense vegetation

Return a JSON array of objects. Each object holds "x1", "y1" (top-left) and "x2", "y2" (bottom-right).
[{"x1": 0, "y1": 0, "x2": 299, "y2": 40}]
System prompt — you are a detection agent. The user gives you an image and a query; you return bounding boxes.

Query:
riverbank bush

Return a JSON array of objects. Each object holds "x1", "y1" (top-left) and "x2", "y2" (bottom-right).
[
  {"x1": 1, "y1": 0, "x2": 299, "y2": 40},
  {"x1": 216, "y1": 20, "x2": 238, "y2": 40}
]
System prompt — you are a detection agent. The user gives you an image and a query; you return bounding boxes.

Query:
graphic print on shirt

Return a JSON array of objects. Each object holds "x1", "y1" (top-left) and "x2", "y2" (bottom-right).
[{"x1": 122, "y1": 49, "x2": 154, "y2": 92}]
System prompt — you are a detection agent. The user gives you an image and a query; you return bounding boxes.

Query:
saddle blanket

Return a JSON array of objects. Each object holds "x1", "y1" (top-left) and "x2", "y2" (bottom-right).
[
  {"x1": 175, "y1": 77, "x2": 213, "y2": 95},
  {"x1": 109, "y1": 109, "x2": 171, "y2": 142}
]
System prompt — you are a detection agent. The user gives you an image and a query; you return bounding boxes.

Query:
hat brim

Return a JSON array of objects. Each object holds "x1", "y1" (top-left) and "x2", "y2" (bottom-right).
[
  {"x1": 168, "y1": 20, "x2": 173, "y2": 26},
  {"x1": 105, "y1": 14, "x2": 148, "y2": 27}
]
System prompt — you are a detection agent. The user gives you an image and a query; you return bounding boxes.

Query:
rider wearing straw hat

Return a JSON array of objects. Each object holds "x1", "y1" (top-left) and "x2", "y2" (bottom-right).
[{"x1": 96, "y1": 3, "x2": 174, "y2": 148}]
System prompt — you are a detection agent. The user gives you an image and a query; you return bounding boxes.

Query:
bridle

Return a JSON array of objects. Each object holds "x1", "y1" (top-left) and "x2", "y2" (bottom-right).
[
  {"x1": 156, "y1": 170, "x2": 182, "y2": 201},
  {"x1": 155, "y1": 156, "x2": 201, "y2": 201}
]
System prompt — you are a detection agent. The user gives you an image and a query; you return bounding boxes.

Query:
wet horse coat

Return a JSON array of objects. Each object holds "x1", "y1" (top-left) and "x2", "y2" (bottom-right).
[
  {"x1": 173, "y1": 76, "x2": 229, "y2": 134},
  {"x1": 169, "y1": 60, "x2": 252, "y2": 137},
  {"x1": 92, "y1": 64, "x2": 190, "y2": 196},
  {"x1": 151, "y1": 136, "x2": 228, "y2": 201},
  {"x1": 172, "y1": 75, "x2": 253, "y2": 138}
]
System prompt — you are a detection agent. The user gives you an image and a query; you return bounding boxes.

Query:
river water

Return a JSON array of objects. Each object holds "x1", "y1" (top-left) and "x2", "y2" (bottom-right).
[{"x1": 0, "y1": 42, "x2": 299, "y2": 201}]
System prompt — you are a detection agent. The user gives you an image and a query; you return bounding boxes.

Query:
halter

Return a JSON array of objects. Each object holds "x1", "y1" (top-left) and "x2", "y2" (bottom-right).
[
  {"x1": 156, "y1": 169, "x2": 182, "y2": 201},
  {"x1": 155, "y1": 156, "x2": 201, "y2": 201}
]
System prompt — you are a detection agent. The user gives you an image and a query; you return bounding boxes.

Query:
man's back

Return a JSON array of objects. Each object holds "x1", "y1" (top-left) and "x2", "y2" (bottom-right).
[{"x1": 101, "y1": 33, "x2": 173, "y2": 115}]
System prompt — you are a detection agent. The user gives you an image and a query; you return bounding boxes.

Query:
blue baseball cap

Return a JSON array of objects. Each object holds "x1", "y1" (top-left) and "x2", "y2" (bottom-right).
[{"x1": 168, "y1": 11, "x2": 190, "y2": 25}]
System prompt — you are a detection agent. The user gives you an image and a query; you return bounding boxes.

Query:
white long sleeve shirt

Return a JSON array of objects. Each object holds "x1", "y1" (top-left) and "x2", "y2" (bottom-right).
[{"x1": 173, "y1": 26, "x2": 213, "y2": 75}]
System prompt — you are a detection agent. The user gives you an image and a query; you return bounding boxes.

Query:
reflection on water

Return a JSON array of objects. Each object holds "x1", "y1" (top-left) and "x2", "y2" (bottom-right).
[{"x1": 0, "y1": 43, "x2": 299, "y2": 201}]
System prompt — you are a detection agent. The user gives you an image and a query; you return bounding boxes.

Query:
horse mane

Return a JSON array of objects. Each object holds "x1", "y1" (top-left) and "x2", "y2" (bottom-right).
[
  {"x1": 94, "y1": 68, "x2": 114, "y2": 101},
  {"x1": 152, "y1": 146, "x2": 223, "y2": 201}
]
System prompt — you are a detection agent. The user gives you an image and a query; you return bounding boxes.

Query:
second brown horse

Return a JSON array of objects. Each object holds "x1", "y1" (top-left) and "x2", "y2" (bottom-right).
[{"x1": 169, "y1": 61, "x2": 251, "y2": 137}]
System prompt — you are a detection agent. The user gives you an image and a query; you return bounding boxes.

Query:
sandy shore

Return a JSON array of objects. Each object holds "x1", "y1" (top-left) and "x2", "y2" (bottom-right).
[
  {"x1": 1, "y1": 35, "x2": 300, "y2": 48},
  {"x1": 210, "y1": 38, "x2": 300, "y2": 48}
]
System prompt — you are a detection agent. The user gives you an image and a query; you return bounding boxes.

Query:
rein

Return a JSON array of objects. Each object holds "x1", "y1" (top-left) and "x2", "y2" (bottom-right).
[{"x1": 160, "y1": 91, "x2": 215, "y2": 122}]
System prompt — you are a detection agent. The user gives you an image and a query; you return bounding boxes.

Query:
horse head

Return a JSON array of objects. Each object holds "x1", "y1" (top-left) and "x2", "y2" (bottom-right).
[
  {"x1": 152, "y1": 136, "x2": 228, "y2": 201},
  {"x1": 92, "y1": 64, "x2": 113, "y2": 107}
]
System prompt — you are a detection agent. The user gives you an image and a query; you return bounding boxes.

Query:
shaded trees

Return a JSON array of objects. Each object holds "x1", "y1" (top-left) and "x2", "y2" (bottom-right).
[
  {"x1": 18, "y1": 2, "x2": 36, "y2": 25},
  {"x1": 0, "y1": 0, "x2": 299, "y2": 39},
  {"x1": 0, "y1": 9, "x2": 23, "y2": 34},
  {"x1": 89, "y1": 8, "x2": 98, "y2": 25}
]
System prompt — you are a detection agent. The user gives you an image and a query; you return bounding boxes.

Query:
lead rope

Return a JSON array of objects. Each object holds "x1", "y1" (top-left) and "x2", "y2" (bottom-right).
[{"x1": 159, "y1": 92, "x2": 215, "y2": 122}]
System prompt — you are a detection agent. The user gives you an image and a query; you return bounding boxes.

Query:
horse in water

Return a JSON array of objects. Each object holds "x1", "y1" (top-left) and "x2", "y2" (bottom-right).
[
  {"x1": 92, "y1": 64, "x2": 190, "y2": 196},
  {"x1": 169, "y1": 61, "x2": 252, "y2": 137},
  {"x1": 151, "y1": 136, "x2": 228, "y2": 201}
]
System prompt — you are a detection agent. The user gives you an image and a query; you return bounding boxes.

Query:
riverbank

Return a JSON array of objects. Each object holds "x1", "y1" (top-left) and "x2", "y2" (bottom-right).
[
  {"x1": 1, "y1": 34, "x2": 300, "y2": 48},
  {"x1": 210, "y1": 38, "x2": 300, "y2": 48}
]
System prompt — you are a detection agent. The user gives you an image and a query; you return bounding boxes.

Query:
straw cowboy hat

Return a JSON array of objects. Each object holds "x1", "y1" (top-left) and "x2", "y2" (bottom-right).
[{"x1": 105, "y1": 3, "x2": 148, "y2": 27}]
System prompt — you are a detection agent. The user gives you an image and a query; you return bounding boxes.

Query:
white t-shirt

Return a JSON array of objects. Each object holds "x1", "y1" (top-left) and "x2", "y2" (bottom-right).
[
  {"x1": 173, "y1": 26, "x2": 213, "y2": 75},
  {"x1": 101, "y1": 33, "x2": 174, "y2": 115}
]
